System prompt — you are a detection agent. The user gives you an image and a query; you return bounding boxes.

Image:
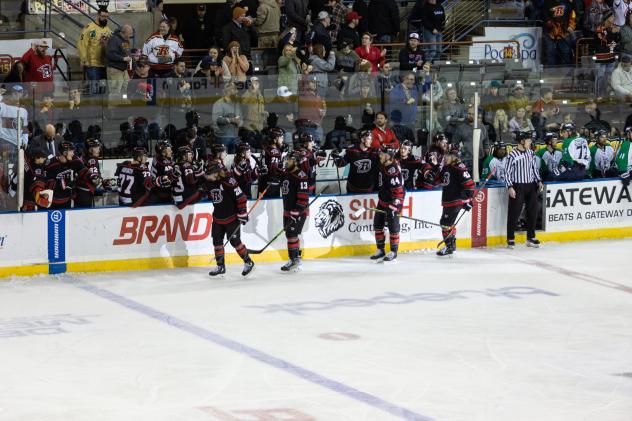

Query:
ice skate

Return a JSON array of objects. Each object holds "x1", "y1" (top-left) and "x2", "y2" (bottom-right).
[
  {"x1": 526, "y1": 238, "x2": 541, "y2": 248},
  {"x1": 209, "y1": 265, "x2": 226, "y2": 278},
  {"x1": 370, "y1": 249, "x2": 386, "y2": 262},
  {"x1": 242, "y1": 259, "x2": 255, "y2": 277},
  {"x1": 382, "y1": 251, "x2": 398, "y2": 263},
  {"x1": 281, "y1": 258, "x2": 302, "y2": 272},
  {"x1": 436, "y1": 244, "x2": 455, "y2": 257},
  {"x1": 507, "y1": 239, "x2": 515, "y2": 249}
]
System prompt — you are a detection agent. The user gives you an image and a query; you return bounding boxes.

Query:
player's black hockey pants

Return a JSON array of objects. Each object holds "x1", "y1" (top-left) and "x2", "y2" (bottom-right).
[
  {"x1": 284, "y1": 215, "x2": 306, "y2": 259},
  {"x1": 212, "y1": 221, "x2": 250, "y2": 266},
  {"x1": 373, "y1": 205, "x2": 400, "y2": 253},
  {"x1": 507, "y1": 182, "x2": 538, "y2": 241},
  {"x1": 440, "y1": 206, "x2": 460, "y2": 247}
]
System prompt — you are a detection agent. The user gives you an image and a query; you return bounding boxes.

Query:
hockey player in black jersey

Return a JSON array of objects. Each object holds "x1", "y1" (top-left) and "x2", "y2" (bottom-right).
[
  {"x1": 371, "y1": 146, "x2": 405, "y2": 263},
  {"x1": 172, "y1": 146, "x2": 205, "y2": 209},
  {"x1": 437, "y1": 145, "x2": 475, "y2": 257},
  {"x1": 258, "y1": 127, "x2": 285, "y2": 198},
  {"x1": 295, "y1": 132, "x2": 326, "y2": 194},
  {"x1": 396, "y1": 139, "x2": 423, "y2": 190},
  {"x1": 150, "y1": 140, "x2": 176, "y2": 204},
  {"x1": 206, "y1": 143, "x2": 230, "y2": 175},
  {"x1": 280, "y1": 149, "x2": 310, "y2": 272},
  {"x1": 21, "y1": 148, "x2": 50, "y2": 211},
  {"x1": 75, "y1": 138, "x2": 104, "y2": 208},
  {"x1": 231, "y1": 143, "x2": 261, "y2": 199},
  {"x1": 331, "y1": 129, "x2": 379, "y2": 193},
  {"x1": 115, "y1": 147, "x2": 167, "y2": 207},
  {"x1": 45, "y1": 141, "x2": 91, "y2": 209},
  {"x1": 417, "y1": 133, "x2": 448, "y2": 190},
  {"x1": 204, "y1": 163, "x2": 255, "y2": 277}
]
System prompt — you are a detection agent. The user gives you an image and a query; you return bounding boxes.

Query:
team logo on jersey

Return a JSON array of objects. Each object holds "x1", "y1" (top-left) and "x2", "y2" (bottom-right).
[
  {"x1": 37, "y1": 64, "x2": 52, "y2": 79},
  {"x1": 209, "y1": 189, "x2": 223, "y2": 203},
  {"x1": 155, "y1": 45, "x2": 170, "y2": 57},
  {"x1": 401, "y1": 168, "x2": 409, "y2": 181},
  {"x1": 353, "y1": 159, "x2": 372, "y2": 174},
  {"x1": 315, "y1": 199, "x2": 345, "y2": 238},
  {"x1": 281, "y1": 180, "x2": 290, "y2": 195},
  {"x1": 440, "y1": 172, "x2": 450, "y2": 186}
]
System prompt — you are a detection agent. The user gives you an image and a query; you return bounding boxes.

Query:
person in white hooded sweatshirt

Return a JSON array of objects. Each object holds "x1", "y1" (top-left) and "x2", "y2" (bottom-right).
[{"x1": 611, "y1": 55, "x2": 632, "y2": 99}]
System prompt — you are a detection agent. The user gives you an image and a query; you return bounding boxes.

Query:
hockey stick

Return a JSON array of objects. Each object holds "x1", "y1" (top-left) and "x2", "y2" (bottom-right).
[
  {"x1": 352, "y1": 206, "x2": 443, "y2": 227},
  {"x1": 246, "y1": 185, "x2": 329, "y2": 255},
  {"x1": 223, "y1": 186, "x2": 268, "y2": 248},
  {"x1": 436, "y1": 167, "x2": 497, "y2": 249}
]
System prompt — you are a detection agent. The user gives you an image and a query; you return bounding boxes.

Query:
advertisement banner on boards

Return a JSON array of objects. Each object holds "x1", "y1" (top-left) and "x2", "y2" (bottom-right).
[
  {"x1": 544, "y1": 179, "x2": 632, "y2": 232},
  {"x1": 27, "y1": 0, "x2": 146, "y2": 14},
  {"x1": 470, "y1": 27, "x2": 542, "y2": 68},
  {"x1": 0, "y1": 212, "x2": 48, "y2": 267}
]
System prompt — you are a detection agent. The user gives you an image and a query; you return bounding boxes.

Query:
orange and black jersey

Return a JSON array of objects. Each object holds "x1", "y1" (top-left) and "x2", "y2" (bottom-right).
[
  {"x1": 23, "y1": 158, "x2": 47, "y2": 207},
  {"x1": 204, "y1": 176, "x2": 247, "y2": 225},
  {"x1": 333, "y1": 146, "x2": 379, "y2": 192},
  {"x1": 281, "y1": 169, "x2": 310, "y2": 216},
  {"x1": 46, "y1": 157, "x2": 89, "y2": 206},
  {"x1": 396, "y1": 153, "x2": 424, "y2": 190},
  {"x1": 115, "y1": 161, "x2": 155, "y2": 207},
  {"x1": 439, "y1": 161, "x2": 475, "y2": 207},
  {"x1": 77, "y1": 155, "x2": 101, "y2": 194},
  {"x1": 377, "y1": 161, "x2": 405, "y2": 209},
  {"x1": 172, "y1": 161, "x2": 204, "y2": 208}
]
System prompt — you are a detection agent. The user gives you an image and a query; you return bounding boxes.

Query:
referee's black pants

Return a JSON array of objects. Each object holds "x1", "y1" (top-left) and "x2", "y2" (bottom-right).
[{"x1": 507, "y1": 182, "x2": 539, "y2": 241}]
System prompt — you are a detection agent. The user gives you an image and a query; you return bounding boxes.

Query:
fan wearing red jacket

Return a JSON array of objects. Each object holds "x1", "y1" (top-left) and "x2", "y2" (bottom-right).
[
  {"x1": 355, "y1": 32, "x2": 386, "y2": 72},
  {"x1": 371, "y1": 146, "x2": 405, "y2": 263},
  {"x1": 371, "y1": 112, "x2": 400, "y2": 149},
  {"x1": 21, "y1": 39, "x2": 54, "y2": 95}
]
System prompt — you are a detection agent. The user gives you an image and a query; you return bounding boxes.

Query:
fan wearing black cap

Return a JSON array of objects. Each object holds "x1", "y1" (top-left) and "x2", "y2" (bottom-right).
[
  {"x1": 535, "y1": 131, "x2": 563, "y2": 181},
  {"x1": 75, "y1": 138, "x2": 105, "y2": 208},
  {"x1": 371, "y1": 146, "x2": 405, "y2": 263},
  {"x1": 436, "y1": 144, "x2": 475, "y2": 256},
  {"x1": 172, "y1": 145, "x2": 205, "y2": 209},
  {"x1": 504, "y1": 131, "x2": 543, "y2": 249},
  {"x1": 45, "y1": 141, "x2": 91, "y2": 209},
  {"x1": 115, "y1": 147, "x2": 161, "y2": 207},
  {"x1": 331, "y1": 129, "x2": 379, "y2": 193},
  {"x1": 589, "y1": 129, "x2": 618, "y2": 178},
  {"x1": 231, "y1": 142, "x2": 262, "y2": 199},
  {"x1": 204, "y1": 162, "x2": 255, "y2": 277},
  {"x1": 559, "y1": 122, "x2": 590, "y2": 180},
  {"x1": 21, "y1": 148, "x2": 50, "y2": 211}
]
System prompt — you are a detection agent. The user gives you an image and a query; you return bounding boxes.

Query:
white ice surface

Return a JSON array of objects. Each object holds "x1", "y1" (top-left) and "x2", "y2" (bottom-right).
[{"x1": 1, "y1": 239, "x2": 632, "y2": 421}]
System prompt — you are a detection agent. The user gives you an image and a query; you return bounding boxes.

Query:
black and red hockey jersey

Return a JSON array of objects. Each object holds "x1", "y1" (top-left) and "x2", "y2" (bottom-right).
[
  {"x1": 172, "y1": 161, "x2": 204, "y2": 209},
  {"x1": 204, "y1": 176, "x2": 247, "y2": 225},
  {"x1": 115, "y1": 161, "x2": 154, "y2": 207},
  {"x1": 45, "y1": 157, "x2": 89, "y2": 207},
  {"x1": 397, "y1": 153, "x2": 423, "y2": 190},
  {"x1": 281, "y1": 169, "x2": 310, "y2": 216},
  {"x1": 261, "y1": 144, "x2": 283, "y2": 178},
  {"x1": 22, "y1": 158, "x2": 47, "y2": 210},
  {"x1": 77, "y1": 155, "x2": 102, "y2": 194},
  {"x1": 231, "y1": 157, "x2": 260, "y2": 198},
  {"x1": 150, "y1": 156, "x2": 176, "y2": 199},
  {"x1": 439, "y1": 161, "x2": 475, "y2": 207},
  {"x1": 416, "y1": 147, "x2": 445, "y2": 190},
  {"x1": 377, "y1": 161, "x2": 405, "y2": 210},
  {"x1": 333, "y1": 146, "x2": 379, "y2": 193},
  {"x1": 299, "y1": 150, "x2": 324, "y2": 193}
]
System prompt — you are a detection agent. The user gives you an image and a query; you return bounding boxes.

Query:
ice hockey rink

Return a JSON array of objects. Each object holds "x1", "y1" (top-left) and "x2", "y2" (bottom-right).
[{"x1": 2, "y1": 239, "x2": 632, "y2": 421}]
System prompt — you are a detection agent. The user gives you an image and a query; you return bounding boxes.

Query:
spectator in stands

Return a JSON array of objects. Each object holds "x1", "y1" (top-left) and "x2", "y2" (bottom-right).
[
  {"x1": 388, "y1": 72, "x2": 419, "y2": 132},
  {"x1": 438, "y1": 86, "x2": 466, "y2": 129},
  {"x1": 308, "y1": 11, "x2": 333, "y2": 55},
  {"x1": 506, "y1": 84, "x2": 529, "y2": 116},
  {"x1": 620, "y1": 11, "x2": 632, "y2": 59},
  {"x1": 195, "y1": 47, "x2": 230, "y2": 85},
  {"x1": 481, "y1": 80, "x2": 505, "y2": 117},
  {"x1": 241, "y1": 76, "x2": 266, "y2": 138},
  {"x1": 183, "y1": 5, "x2": 214, "y2": 50},
  {"x1": 418, "y1": 0, "x2": 445, "y2": 62},
  {"x1": 152, "y1": 0, "x2": 168, "y2": 32},
  {"x1": 337, "y1": 11, "x2": 362, "y2": 50},
  {"x1": 390, "y1": 109, "x2": 416, "y2": 146},
  {"x1": 2, "y1": 61, "x2": 25, "y2": 84},
  {"x1": 328, "y1": 0, "x2": 349, "y2": 44},
  {"x1": 309, "y1": 43, "x2": 336, "y2": 97},
  {"x1": 453, "y1": 106, "x2": 490, "y2": 168},
  {"x1": 419, "y1": 61, "x2": 443, "y2": 104},
  {"x1": 256, "y1": 0, "x2": 281, "y2": 48},
  {"x1": 106, "y1": 25, "x2": 133, "y2": 100},
  {"x1": 127, "y1": 57, "x2": 155, "y2": 105},
  {"x1": 324, "y1": 115, "x2": 355, "y2": 149},
  {"x1": 584, "y1": 0, "x2": 612, "y2": 37},
  {"x1": 543, "y1": 0, "x2": 576, "y2": 65},
  {"x1": 352, "y1": 0, "x2": 370, "y2": 34},
  {"x1": 594, "y1": 12, "x2": 621, "y2": 98},
  {"x1": 309, "y1": 0, "x2": 327, "y2": 21},
  {"x1": 493, "y1": 109, "x2": 512, "y2": 143},
  {"x1": 533, "y1": 87, "x2": 560, "y2": 116},
  {"x1": 278, "y1": 43, "x2": 305, "y2": 94},
  {"x1": 223, "y1": 41, "x2": 250, "y2": 82},
  {"x1": 355, "y1": 33, "x2": 385, "y2": 72},
  {"x1": 78, "y1": 7, "x2": 111, "y2": 95},
  {"x1": 375, "y1": 61, "x2": 398, "y2": 96},
  {"x1": 28, "y1": 123, "x2": 62, "y2": 157},
  {"x1": 143, "y1": 19, "x2": 184, "y2": 77},
  {"x1": 286, "y1": 0, "x2": 310, "y2": 46},
  {"x1": 212, "y1": 82, "x2": 243, "y2": 153},
  {"x1": 348, "y1": 82, "x2": 377, "y2": 128},
  {"x1": 368, "y1": 0, "x2": 399, "y2": 43},
  {"x1": 21, "y1": 39, "x2": 54, "y2": 96},
  {"x1": 169, "y1": 17, "x2": 185, "y2": 45},
  {"x1": 509, "y1": 107, "x2": 536, "y2": 133},
  {"x1": 268, "y1": 86, "x2": 299, "y2": 132},
  {"x1": 611, "y1": 55, "x2": 632, "y2": 99},
  {"x1": 298, "y1": 77, "x2": 327, "y2": 144},
  {"x1": 399, "y1": 33, "x2": 424, "y2": 72},
  {"x1": 370, "y1": 111, "x2": 399, "y2": 149},
  {"x1": 335, "y1": 40, "x2": 361, "y2": 73},
  {"x1": 222, "y1": 7, "x2": 255, "y2": 58},
  {"x1": 614, "y1": 0, "x2": 632, "y2": 27},
  {"x1": 348, "y1": 59, "x2": 376, "y2": 97}
]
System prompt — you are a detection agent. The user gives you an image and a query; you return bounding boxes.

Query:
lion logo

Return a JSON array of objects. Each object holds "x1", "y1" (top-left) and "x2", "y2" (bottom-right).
[{"x1": 315, "y1": 199, "x2": 345, "y2": 238}]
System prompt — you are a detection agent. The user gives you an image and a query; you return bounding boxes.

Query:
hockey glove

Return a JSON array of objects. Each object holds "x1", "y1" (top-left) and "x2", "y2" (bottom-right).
[
  {"x1": 387, "y1": 200, "x2": 402, "y2": 218},
  {"x1": 424, "y1": 170, "x2": 436, "y2": 183},
  {"x1": 316, "y1": 149, "x2": 327, "y2": 159},
  {"x1": 289, "y1": 209, "x2": 301, "y2": 225},
  {"x1": 237, "y1": 212, "x2": 249, "y2": 225},
  {"x1": 258, "y1": 162, "x2": 269, "y2": 176},
  {"x1": 156, "y1": 175, "x2": 171, "y2": 189},
  {"x1": 462, "y1": 199, "x2": 473, "y2": 212},
  {"x1": 91, "y1": 175, "x2": 103, "y2": 187},
  {"x1": 622, "y1": 171, "x2": 631, "y2": 187},
  {"x1": 35, "y1": 190, "x2": 52, "y2": 208}
]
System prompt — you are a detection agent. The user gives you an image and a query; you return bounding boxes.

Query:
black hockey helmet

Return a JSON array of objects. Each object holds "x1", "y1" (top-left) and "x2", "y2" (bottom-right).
[
  {"x1": 358, "y1": 129, "x2": 372, "y2": 140},
  {"x1": 380, "y1": 145, "x2": 398, "y2": 159},
  {"x1": 492, "y1": 141, "x2": 506, "y2": 151},
  {"x1": 237, "y1": 142, "x2": 251, "y2": 154},
  {"x1": 560, "y1": 122, "x2": 576, "y2": 133},
  {"x1": 85, "y1": 138, "x2": 101, "y2": 149},
  {"x1": 400, "y1": 139, "x2": 413, "y2": 149},
  {"x1": 515, "y1": 130, "x2": 532, "y2": 142},
  {"x1": 206, "y1": 162, "x2": 221, "y2": 175},
  {"x1": 298, "y1": 132, "x2": 313, "y2": 145},
  {"x1": 132, "y1": 146, "x2": 147, "y2": 160},
  {"x1": 29, "y1": 147, "x2": 48, "y2": 160},
  {"x1": 185, "y1": 110, "x2": 200, "y2": 126},
  {"x1": 58, "y1": 141, "x2": 75, "y2": 155},
  {"x1": 211, "y1": 143, "x2": 227, "y2": 156},
  {"x1": 270, "y1": 127, "x2": 285, "y2": 139},
  {"x1": 544, "y1": 131, "x2": 559, "y2": 143},
  {"x1": 446, "y1": 143, "x2": 461, "y2": 157},
  {"x1": 432, "y1": 132, "x2": 447, "y2": 144},
  {"x1": 177, "y1": 145, "x2": 193, "y2": 161},
  {"x1": 154, "y1": 139, "x2": 172, "y2": 156}
]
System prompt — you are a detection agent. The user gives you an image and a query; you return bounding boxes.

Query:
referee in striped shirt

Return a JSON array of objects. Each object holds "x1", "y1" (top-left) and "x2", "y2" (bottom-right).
[{"x1": 505, "y1": 131, "x2": 544, "y2": 249}]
